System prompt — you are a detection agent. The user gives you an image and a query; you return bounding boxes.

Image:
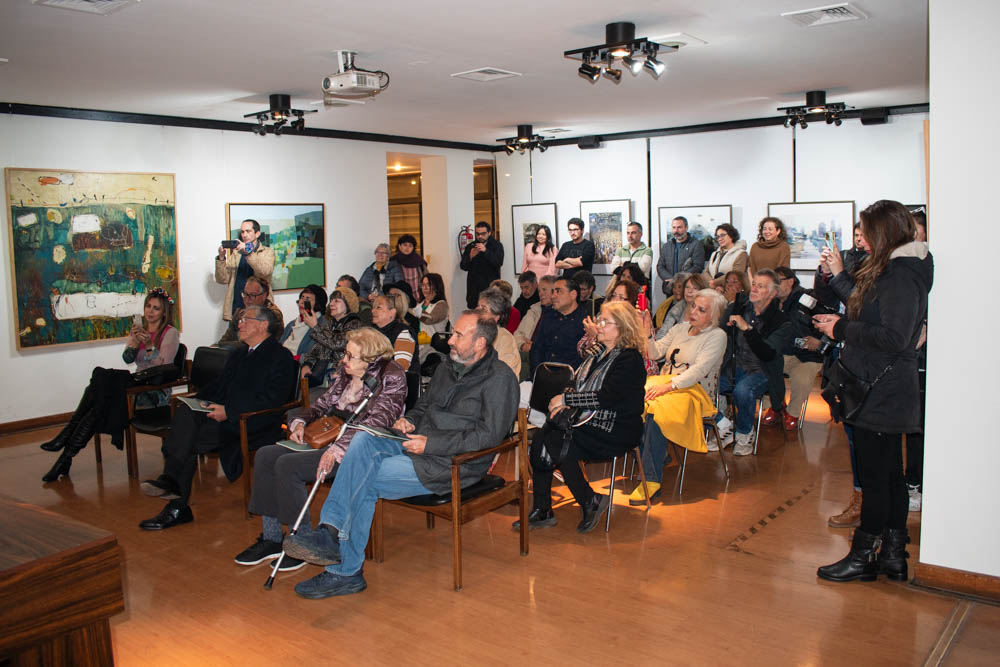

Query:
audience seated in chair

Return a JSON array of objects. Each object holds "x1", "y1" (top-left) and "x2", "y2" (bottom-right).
[
  {"x1": 518, "y1": 302, "x2": 646, "y2": 533},
  {"x1": 370, "y1": 293, "x2": 417, "y2": 372},
  {"x1": 656, "y1": 273, "x2": 709, "y2": 340},
  {"x1": 359, "y1": 243, "x2": 404, "y2": 302},
  {"x1": 477, "y1": 287, "x2": 521, "y2": 377},
  {"x1": 529, "y1": 276, "x2": 586, "y2": 374},
  {"x1": 282, "y1": 311, "x2": 518, "y2": 599},
  {"x1": 413, "y1": 272, "x2": 449, "y2": 369},
  {"x1": 717, "y1": 270, "x2": 793, "y2": 456},
  {"x1": 216, "y1": 275, "x2": 283, "y2": 349},
  {"x1": 299, "y1": 287, "x2": 363, "y2": 388},
  {"x1": 138, "y1": 305, "x2": 298, "y2": 530},
  {"x1": 234, "y1": 328, "x2": 407, "y2": 571},
  {"x1": 513, "y1": 274, "x2": 555, "y2": 381},
  {"x1": 278, "y1": 284, "x2": 328, "y2": 362},
  {"x1": 769, "y1": 266, "x2": 824, "y2": 430},
  {"x1": 630, "y1": 289, "x2": 728, "y2": 504}
]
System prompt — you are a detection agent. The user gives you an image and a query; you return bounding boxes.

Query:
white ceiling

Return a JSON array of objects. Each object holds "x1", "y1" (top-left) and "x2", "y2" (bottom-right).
[{"x1": 0, "y1": 0, "x2": 928, "y2": 146}]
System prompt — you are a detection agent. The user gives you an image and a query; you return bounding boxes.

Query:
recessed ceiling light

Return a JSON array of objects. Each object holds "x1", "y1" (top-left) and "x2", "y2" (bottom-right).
[
  {"x1": 0, "y1": 58, "x2": 8, "y2": 64},
  {"x1": 393, "y1": 163, "x2": 402, "y2": 172}
]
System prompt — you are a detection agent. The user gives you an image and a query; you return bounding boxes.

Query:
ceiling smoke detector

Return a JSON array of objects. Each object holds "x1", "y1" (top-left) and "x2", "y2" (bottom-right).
[
  {"x1": 31, "y1": 0, "x2": 140, "y2": 15},
  {"x1": 781, "y1": 3, "x2": 868, "y2": 28}
]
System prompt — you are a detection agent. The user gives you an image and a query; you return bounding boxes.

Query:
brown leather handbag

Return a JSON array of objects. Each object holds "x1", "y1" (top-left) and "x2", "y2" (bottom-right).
[{"x1": 302, "y1": 414, "x2": 345, "y2": 449}]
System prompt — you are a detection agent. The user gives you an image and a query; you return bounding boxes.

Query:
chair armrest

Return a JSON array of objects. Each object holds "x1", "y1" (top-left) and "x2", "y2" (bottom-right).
[
  {"x1": 450, "y1": 434, "x2": 520, "y2": 466},
  {"x1": 238, "y1": 400, "x2": 301, "y2": 423},
  {"x1": 126, "y1": 377, "x2": 190, "y2": 394}
]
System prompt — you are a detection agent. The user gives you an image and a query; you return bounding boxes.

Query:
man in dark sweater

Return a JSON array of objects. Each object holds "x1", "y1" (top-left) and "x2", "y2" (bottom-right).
[
  {"x1": 459, "y1": 221, "x2": 505, "y2": 309},
  {"x1": 529, "y1": 276, "x2": 586, "y2": 373},
  {"x1": 514, "y1": 271, "x2": 539, "y2": 317},
  {"x1": 284, "y1": 311, "x2": 518, "y2": 599},
  {"x1": 555, "y1": 217, "x2": 595, "y2": 280}
]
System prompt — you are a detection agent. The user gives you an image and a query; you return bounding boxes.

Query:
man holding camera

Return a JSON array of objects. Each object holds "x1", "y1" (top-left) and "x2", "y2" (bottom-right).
[
  {"x1": 770, "y1": 266, "x2": 825, "y2": 430},
  {"x1": 216, "y1": 218, "x2": 276, "y2": 321}
]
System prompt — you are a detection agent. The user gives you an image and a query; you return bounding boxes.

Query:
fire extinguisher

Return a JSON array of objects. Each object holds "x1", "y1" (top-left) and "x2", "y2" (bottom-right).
[{"x1": 457, "y1": 225, "x2": 474, "y2": 255}]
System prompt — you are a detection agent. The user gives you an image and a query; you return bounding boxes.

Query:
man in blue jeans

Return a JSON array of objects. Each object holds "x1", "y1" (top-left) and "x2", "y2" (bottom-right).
[
  {"x1": 717, "y1": 270, "x2": 792, "y2": 456},
  {"x1": 283, "y1": 311, "x2": 518, "y2": 598}
]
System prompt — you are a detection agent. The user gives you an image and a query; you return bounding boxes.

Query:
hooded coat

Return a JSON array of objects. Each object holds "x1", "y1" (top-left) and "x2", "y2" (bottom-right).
[{"x1": 832, "y1": 241, "x2": 933, "y2": 433}]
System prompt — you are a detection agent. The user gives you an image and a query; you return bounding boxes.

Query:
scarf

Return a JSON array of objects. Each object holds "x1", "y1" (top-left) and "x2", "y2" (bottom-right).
[
  {"x1": 574, "y1": 343, "x2": 621, "y2": 394},
  {"x1": 392, "y1": 250, "x2": 427, "y2": 270}
]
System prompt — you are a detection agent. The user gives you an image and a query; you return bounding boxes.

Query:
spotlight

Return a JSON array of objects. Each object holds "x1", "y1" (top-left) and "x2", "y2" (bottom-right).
[
  {"x1": 291, "y1": 117, "x2": 305, "y2": 132},
  {"x1": 504, "y1": 143, "x2": 516, "y2": 155},
  {"x1": 579, "y1": 61, "x2": 601, "y2": 82},
  {"x1": 834, "y1": 117, "x2": 842, "y2": 126},
  {"x1": 799, "y1": 119, "x2": 808, "y2": 129},
  {"x1": 784, "y1": 117, "x2": 792, "y2": 129},
  {"x1": 644, "y1": 56, "x2": 665, "y2": 76},
  {"x1": 603, "y1": 67, "x2": 622, "y2": 83},
  {"x1": 622, "y1": 56, "x2": 643, "y2": 75},
  {"x1": 536, "y1": 138, "x2": 547, "y2": 153}
]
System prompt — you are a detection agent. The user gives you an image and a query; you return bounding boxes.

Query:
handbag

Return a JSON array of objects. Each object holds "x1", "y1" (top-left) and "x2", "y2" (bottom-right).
[
  {"x1": 822, "y1": 358, "x2": 892, "y2": 422},
  {"x1": 131, "y1": 364, "x2": 181, "y2": 387},
  {"x1": 302, "y1": 414, "x2": 346, "y2": 449}
]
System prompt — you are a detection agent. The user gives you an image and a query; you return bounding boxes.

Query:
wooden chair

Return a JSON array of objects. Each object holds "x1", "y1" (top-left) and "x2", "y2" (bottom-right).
[
  {"x1": 239, "y1": 375, "x2": 310, "y2": 518},
  {"x1": 369, "y1": 408, "x2": 530, "y2": 591},
  {"x1": 93, "y1": 344, "x2": 190, "y2": 478}
]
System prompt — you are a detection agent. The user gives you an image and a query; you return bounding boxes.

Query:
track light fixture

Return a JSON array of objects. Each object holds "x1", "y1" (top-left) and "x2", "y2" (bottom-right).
[
  {"x1": 244, "y1": 93, "x2": 316, "y2": 136},
  {"x1": 497, "y1": 124, "x2": 548, "y2": 154},
  {"x1": 565, "y1": 22, "x2": 677, "y2": 84},
  {"x1": 778, "y1": 90, "x2": 851, "y2": 130}
]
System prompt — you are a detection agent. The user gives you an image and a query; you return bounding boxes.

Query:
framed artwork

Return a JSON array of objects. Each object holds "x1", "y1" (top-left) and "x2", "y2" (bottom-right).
[
  {"x1": 658, "y1": 205, "x2": 732, "y2": 246},
  {"x1": 511, "y1": 202, "x2": 558, "y2": 275},
  {"x1": 5, "y1": 168, "x2": 181, "y2": 350},
  {"x1": 579, "y1": 199, "x2": 631, "y2": 275},
  {"x1": 767, "y1": 200, "x2": 856, "y2": 269},
  {"x1": 226, "y1": 203, "x2": 325, "y2": 291}
]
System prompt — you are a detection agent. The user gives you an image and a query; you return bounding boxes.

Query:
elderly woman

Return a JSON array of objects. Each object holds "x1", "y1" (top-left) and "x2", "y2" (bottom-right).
[
  {"x1": 749, "y1": 217, "x2": 791, "y2": 275},
  {"x1": 814, "y1": 200, "x2": 932, "y2": 583},
  {"x1": 653, "y1": 272, "x2": 688, "y2": 330},
  {"x1": 628, "y1": 289, "x2": 728, "y2": 503},
  {"x1": 720, "y1": 270, "x2": 750, "y2": 304},
  {"x1": 704, "y1": 223, "x2": 748, "y2": 288},
  {"x1": 370, "y1": 292, "x2": 416, "y2": 372},
  {"x1": 300, "y1": 287, "x2": 363, "y2": 387},
  {"x1": 279, "y1": 284, "x2": 328, "y2": 360},
  {"x1": 517, "y1": 301, "x2": 647, "y2": 534},
  {"x1": 359, "y1": 243, "x2": 404, "y2": 302},
  {"x1": 42, "y1": 288, "x2": 180, "y2": 482},
  {"x1": 235, "y1": 327, "x2": 407, "y2": 570},
  {"x1": 656, "y1": 273, "x2": 709, "y2": 339}
]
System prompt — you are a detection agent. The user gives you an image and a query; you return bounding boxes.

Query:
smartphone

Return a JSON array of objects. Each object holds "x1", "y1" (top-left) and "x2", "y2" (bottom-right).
[
  {"x1": 636, "y1": 287, "x2": 648, "y2": 312},
  {"x1": 824, "y1": 231, "x2": 837, "y2": 253},
  {"x1": 303, "y1": 301, "x2": 313, "y2": 315},
  {"x1": 221, "y1": 240, "x2": 238, "y2": 249},
  {"x1": 132, "y1": 313, "x2": 143, "y2": 328}
]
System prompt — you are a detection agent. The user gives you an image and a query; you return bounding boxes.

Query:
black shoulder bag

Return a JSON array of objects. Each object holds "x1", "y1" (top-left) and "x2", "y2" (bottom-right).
[{"x1": 822, "y1": 359, "x2": 893, "y2": 423}]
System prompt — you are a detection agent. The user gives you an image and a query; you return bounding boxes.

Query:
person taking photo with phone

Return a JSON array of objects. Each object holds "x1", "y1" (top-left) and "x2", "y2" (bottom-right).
[{"x1": 216, "y1": 218, "x2": 275, "y2": 321}]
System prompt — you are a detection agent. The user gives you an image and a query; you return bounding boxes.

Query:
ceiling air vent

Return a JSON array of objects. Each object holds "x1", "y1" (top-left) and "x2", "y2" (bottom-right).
[
  {"x1": 32, "y1": 0, "x2": 139, "y2": 15},
  {"x1": 781, "y1": 3, "x2": 868, "y2": 27},
  {"x1": 451, "y1": 68, "x2": 522, "y2": 83}
]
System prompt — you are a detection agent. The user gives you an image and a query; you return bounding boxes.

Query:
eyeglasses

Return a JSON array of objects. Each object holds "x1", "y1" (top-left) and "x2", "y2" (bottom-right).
[
  {"x1": 374, "y1": 250, "x2": 389, "y2": 256},
  {"x1": 242, "y1": 290, "x2": 265, "y2": 298},
  {"x1": 343, "y1": 350, "x2": 367, "y2": 363},
  {"x1": 596, "y1": 317, "x2": 616, "y2": 328},
  {"x1": 238, "y1": 316, "x2": 267, "y2": 324},
  {"x1": 715, "y1": 233, "x2": 728, "y2": 240}
]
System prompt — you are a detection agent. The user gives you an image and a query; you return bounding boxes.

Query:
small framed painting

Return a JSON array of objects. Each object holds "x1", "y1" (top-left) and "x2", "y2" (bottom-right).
[
  {"x1": 511, "y1": 202, "x2": 558, "y2": 276},
  {"x1": 579, "y1": 199, "x2": 631, "y2": 275},
  {"x1": 226, "y1": 203, "x2": 325, "y2": 290}
]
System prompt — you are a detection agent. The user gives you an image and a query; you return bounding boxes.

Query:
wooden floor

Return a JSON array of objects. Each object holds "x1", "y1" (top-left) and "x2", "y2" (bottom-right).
[{"x1": 2, "y1": 391, "x2": 997, "y2": 666}]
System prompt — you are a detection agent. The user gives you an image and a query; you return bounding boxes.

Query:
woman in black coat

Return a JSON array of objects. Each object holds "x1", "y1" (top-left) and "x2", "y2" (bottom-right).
[
  {"x1": 518, "y1": 301, "x2": 647, "y2": 534},
  {"x1": 813, "y1": 200, "x2": 933, "y2": 583}
]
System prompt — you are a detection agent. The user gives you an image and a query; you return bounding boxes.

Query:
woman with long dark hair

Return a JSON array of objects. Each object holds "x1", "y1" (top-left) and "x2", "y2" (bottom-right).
[
  {"x1": 41, "y1": 288, "x2": 180, "y2": 482},
  {"x1": 522, "y1": 224, "x2": 557, "y2": 278},
  {"x1": 813, "y1": 200, "x2": 932, "y2": 583}
]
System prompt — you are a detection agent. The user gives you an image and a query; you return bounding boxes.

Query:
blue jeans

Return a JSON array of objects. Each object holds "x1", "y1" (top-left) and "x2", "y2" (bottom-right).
[
  {"x1": 318, "y1": 432, "x2": 432, "y2": 576},
  {"x1": 640, "y1": 415, "x2": 671, "y2": 484},
  {"x1": 718, "y1": 368, "x2": 768, "y2": 435}
]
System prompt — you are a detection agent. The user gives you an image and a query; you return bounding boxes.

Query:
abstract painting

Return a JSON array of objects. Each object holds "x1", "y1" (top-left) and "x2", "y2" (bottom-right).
[
  {"x1": 226, "y1": 203, "x2": 325, "y2": 291},
  {"x1": 5, "y1": 168, "x2": 180, "y2": 350},
  {"x1": 767, "y1": 201, "x2": 856, "y2": 269},
  {"x1": 580, "y1": 199, "x2": 630, "y2": 275},
  {"x1": 511, "y1": 202, "x2": 557, "y2": 275}
]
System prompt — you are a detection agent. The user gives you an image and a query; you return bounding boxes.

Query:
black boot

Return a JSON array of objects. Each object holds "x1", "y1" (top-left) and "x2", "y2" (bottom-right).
[
  {"x1": 41, "y1": 409, "x2": 97, "y2": 482},
  {"x1": 817, "y1": 528, "x2": 881, "y2": 582},
  {"x1": 40, "y1": 385, "x2": 95, "y2": 451},
  {"x1": 878, "y1": 528, "x2": 909, "y2": 581}
]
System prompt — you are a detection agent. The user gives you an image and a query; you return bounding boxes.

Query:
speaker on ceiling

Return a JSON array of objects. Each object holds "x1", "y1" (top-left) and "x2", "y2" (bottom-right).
[
  {"x1": 578, "y1": 135, "x2": 603, "y2": 150},
  {"x1": 860, "y1": 108, "x2": 889, "y2": 125}
]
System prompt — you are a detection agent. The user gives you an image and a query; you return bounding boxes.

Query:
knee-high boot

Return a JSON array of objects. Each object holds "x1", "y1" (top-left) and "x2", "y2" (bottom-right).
[
  {"x1": 42, "y1": 409, "x2": 98, "y2": 482},
  {"x1": 40, "y1": 384, "x2": 95, "y2": 452}
]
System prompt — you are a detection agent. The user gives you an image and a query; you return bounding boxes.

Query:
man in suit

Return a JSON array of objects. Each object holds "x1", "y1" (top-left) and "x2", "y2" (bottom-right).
[{"x1": 138, "y1": 305, "x2": 298, "y2": 530}]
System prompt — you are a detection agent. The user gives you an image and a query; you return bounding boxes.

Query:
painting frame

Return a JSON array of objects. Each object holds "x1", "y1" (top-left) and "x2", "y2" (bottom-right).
[
  {"x1": 579, "y1": 199, "x2": 631, "y2": 276},
  {"x1": 767, "y1": 200, "x2": 856, "y2": 270},
  {"x1": 5, "y1": 167, "x2": 181, "y2": 350},
  {"x1": 657, "y1": 205, "x2": 732, "y2": 248},
  {"x1": 511, "y1": 202, "x2": 558, "y2": 276},
  {"x1": 226, "y1": 202, "x2": 326, "y2": 292}
]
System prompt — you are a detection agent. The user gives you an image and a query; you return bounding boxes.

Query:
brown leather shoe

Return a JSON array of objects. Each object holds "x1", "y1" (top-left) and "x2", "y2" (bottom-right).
[{"x1": 828, "y1": 490, "x2": 862, "y2": 528}]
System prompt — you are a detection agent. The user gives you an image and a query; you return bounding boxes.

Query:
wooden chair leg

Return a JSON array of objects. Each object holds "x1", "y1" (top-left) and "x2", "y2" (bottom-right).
[
  {"x1": 94, "y1": 433, "x2": 102, "y2": 464},
  {"x1": 426, "y1": 513, "x2": 435, "y2": 530},
  {"x1": 126, "y1": 427, "x2": 138, "y2": 479}
]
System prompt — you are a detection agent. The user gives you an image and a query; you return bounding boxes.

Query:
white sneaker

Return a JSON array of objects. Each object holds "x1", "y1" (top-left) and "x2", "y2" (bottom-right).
[
  {"x1": 733, "y1": 431, "x2": 754, "y2": 456},
  {"x1": 908, "y1": 484, "x2": 922, "y2": 512},
  {"x1": 706, "y1": 438, "x2": 719, "y2": 452},
  {"x1": 716, "y1": 417, "x2": 733, "y2": 447}
]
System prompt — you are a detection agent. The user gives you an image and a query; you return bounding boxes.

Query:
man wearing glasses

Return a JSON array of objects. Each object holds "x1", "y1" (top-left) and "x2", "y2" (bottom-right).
[
  {"x1": 359, "y1": 243, "x2": 404, "y2": 302},
  {"x1": 216, "y1": 218, "x2": 275, "y2": 321},
  {"x1": 138, "y1": 305, "x2": 298, "y2": 530},
  {"x1": 215, "y1": 275, "x2": 284, "y2": 348}
]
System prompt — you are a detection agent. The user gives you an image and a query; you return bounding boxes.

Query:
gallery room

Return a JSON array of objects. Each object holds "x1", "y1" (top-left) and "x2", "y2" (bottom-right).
[{"x1": 0, "y1": 0, "x2": 996, "y2": 664}]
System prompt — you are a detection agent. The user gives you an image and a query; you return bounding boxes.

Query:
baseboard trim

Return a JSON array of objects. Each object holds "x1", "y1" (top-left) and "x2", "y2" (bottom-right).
[
  {"x1": 0, "y1": 412, "x2": 72, "y2": 436},
  {"x1": 912, "y1": 561, "x2": 1000, "y2": 604}
]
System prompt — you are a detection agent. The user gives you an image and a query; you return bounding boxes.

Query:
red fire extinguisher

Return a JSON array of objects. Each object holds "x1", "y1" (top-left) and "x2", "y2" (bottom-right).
[{"x1": 457, "y1": 225, "x2": 474, "y2": 254}]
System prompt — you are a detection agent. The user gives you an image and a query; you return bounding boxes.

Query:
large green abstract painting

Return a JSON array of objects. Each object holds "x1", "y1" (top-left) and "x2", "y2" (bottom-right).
[
  {"x1": 226, "y1": 203, "x2": 325, "y2": 291},
  {"x1": 5, "y1": 168, "x2": 181, "y2": 349}
]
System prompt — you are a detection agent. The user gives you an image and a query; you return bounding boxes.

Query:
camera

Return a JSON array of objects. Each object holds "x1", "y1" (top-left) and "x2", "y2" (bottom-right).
[{"x1": 795, "y1": 293, "x2": 836, "y2": 355}]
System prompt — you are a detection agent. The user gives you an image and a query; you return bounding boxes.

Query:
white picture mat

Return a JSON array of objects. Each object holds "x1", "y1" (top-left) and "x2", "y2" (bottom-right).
[
  {"x1": 511, "y1": 202, "x2": 558, "y2": 275},
  {"x1": 767, "y1": 201, "x2": 856, "y2": 269}
]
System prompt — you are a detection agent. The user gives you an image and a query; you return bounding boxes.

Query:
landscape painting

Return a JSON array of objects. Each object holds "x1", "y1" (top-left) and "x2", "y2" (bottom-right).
[
  {"x1": 5, "y1": 168, "x2": 181, "y2": 350},
  {"x1": 226, "y1": 203, "x2": 325, "y2": 290},
  {"x1": 767, "y1": 201, "x2": 856, "y2": 269}
]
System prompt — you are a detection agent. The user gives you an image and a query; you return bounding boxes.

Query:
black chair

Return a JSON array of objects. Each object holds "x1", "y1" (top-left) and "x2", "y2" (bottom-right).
[
  {"x1": 94, "y1": 343, "x2": 189, "y2": 478},
  {"x1": 125, "y1": 346, "x2": 231, "y2": 479}
]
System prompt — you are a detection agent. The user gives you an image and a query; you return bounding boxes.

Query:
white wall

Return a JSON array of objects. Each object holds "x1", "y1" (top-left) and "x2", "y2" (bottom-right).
[
  {"x1": 921, "y1": 0, "x2": 1000, "y2": 577},
  {"x1": 0, "y1": 114, "x2": 483, "y2": 422}
]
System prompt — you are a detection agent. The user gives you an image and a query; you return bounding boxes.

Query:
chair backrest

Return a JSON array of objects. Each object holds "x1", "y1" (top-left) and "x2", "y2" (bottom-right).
[
  {"x1": 172, "y1": 343, "x2": 188, "y2": 372},
  {"x1": 529, "y1": 362, "x2": 575, "y2": 414},
  {"x1": 189, "y1": 346, "x2": 231, "y2": 391},
  {"x1": 430, "y1": 332, "x2": 450, "y2": 355}
]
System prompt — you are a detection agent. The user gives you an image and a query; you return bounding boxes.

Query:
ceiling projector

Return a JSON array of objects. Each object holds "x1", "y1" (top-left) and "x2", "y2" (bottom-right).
[{"x1": 322, "y1": 50, "x2": 389, "y2": 103}]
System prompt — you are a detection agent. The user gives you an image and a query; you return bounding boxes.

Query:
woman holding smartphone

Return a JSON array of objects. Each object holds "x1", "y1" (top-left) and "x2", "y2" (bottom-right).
[
  {"x1": 812, "y1": 200, "x2": 932, "y2": 583},
  {"x1": 41, "y1": 288, "x2": 179, "y2": 482}
]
